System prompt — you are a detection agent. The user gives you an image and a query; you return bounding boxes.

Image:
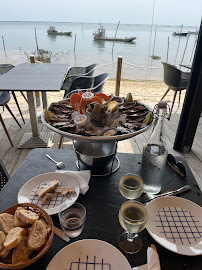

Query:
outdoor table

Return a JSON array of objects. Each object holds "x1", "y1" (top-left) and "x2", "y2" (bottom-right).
[
  {"x1": 0, "y1": 149, "x2": 202, "y2": 270},
  {"x1": 0, "y1": 63, "x2": 68, "y2": 148}
]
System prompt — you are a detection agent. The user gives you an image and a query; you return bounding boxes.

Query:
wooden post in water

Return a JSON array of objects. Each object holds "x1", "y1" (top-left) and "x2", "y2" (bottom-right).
[
  {"x1": 30, "y1": 55, "x2": 41, "y2": 107},
  {"x1": 74, "y1": 34, "x2": 76, "y2": 54},
  {"x1": 166, "y1": 37, "x2": 169, "y2": 63},
  {"x1": 2, "y1": 36, "x2": 6, "y2": 56},
  {"x1": 190, "y1": 38, "x2": 197, "y2": 63},
  {"x1": 34, "y1": 28, "x2": 39, "y2": 55},
  {"x1": 181, "y1": 35, "x2": 190, "y2": 64},
  {"x1": 112, "y1": 21, "x2": 120, "y2": 56},
  {"x1": 115, "y1": 56, "x2": 122, "y2": 96}
]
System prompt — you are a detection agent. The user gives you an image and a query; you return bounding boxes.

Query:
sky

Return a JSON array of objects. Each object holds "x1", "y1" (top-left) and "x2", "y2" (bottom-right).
[{"x1": 0, "y1": 0, "x2": 201, "y2": 26}]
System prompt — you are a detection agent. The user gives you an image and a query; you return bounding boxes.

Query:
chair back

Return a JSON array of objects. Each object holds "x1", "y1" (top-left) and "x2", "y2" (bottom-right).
[
  {"x1": 0, "y1": 64, "x2": 14, "y2": 75},
  {"x1": 91, "y1": 73, "x2": 109, "y2": 93},
  {"x1": 86, "y1": 64, "x2": 98, "y2": 76},
  {"x1": 67, "y1": 76, "x2": 94, "y2": 97},
  {"x1": 0, "y1": 160, "x2": 9, "y2": 191},
  {"x1": 162, "y1": 62, "x2": 181, "y2": 88}
]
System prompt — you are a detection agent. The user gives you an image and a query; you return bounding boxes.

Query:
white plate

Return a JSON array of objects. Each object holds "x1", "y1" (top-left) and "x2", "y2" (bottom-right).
[
  {"x1": 46, "y1": 239, "x2": 131, "y2": 270},
  {"x1": 18, "y1": 172, "x2": 80, "y2": 215},
  {"x1": 146, "y1": 196, "x2": 202, "y2": 256}
]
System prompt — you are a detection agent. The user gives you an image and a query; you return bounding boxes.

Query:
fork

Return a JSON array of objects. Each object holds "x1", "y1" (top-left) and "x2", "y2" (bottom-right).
[{"x1": 140, "y1": 185, "x2": 191, "y2": 204}]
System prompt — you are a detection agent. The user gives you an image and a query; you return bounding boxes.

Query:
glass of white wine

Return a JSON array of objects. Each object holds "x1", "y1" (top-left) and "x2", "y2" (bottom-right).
[
  {"x1": 118, "y1": 200, "x2": 148, "y2": 253},
  {"x1": 119, "y1": 174, "x2": 143, "y2": 199}
]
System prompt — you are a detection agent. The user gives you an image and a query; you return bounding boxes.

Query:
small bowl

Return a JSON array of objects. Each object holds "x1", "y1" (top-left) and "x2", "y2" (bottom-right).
[{"x1": 0, "y1": 203, "x2": 54, "y2": 269}]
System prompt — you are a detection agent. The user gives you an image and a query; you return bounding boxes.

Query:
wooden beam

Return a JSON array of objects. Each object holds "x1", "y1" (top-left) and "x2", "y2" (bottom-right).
[{"x1": 115, "y1": 56, "x2": 122, "y2": 96}]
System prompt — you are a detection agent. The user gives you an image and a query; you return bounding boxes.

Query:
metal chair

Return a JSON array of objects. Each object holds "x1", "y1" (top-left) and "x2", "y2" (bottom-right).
[
  {"x1": 0, "y1": 159, "x2": 9, "y2": 191},
  {"x1": 62, "y1": 64, "x2": 98, "y2": 97},
  {"x1": 64, "y1": 73, "x2": 109, "y2": 98},
  {"x1": 0, "y1": 91, "x2": 22, "y2": 147},
  {"x1": 0, "y1": 64, "x2": 27, "y2": 123},
  {"x1": 160, "y1": 62, "x2": 191, "y2": 116}
]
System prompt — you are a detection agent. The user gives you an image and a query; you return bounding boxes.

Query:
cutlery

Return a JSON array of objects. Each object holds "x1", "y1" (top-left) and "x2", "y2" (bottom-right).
[
  {"x1": 53, "y1": 226, "x2": 70, "y2": 242},
  {"x1": 141, "y1": 185, "x2": 191, "y2": 203},
  {"x1": 46, "y1": 154, "x2": 65, "y2": 169}
]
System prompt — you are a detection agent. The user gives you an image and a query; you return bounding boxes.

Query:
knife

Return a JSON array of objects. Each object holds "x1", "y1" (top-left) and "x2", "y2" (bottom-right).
[
  {"x1": 142, "y1": 185, "x2": 191, "y2": 203},
  {"x1": 53, "y1": 226, "x2": 70, "y2": 242}
]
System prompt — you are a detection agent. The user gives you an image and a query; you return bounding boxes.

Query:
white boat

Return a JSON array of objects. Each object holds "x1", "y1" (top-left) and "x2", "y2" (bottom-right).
[
  {"x1": 47, "y1": 26, "x2": 72, "y2": 36},
  {"x1": 93, "y1": 26, "x2": 136, "y2": 42}
]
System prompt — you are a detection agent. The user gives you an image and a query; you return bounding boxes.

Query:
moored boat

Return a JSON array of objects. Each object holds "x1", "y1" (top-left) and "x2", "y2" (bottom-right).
[
  {"x1": 93, "y1": 26, "x2": 136, "y2": 42},
  {"x1": 47, "y1": 26, "x2": 72, "y2": 36},
  {"x1": 172, "y1": 31, "x2": 189, "y2": 36}
]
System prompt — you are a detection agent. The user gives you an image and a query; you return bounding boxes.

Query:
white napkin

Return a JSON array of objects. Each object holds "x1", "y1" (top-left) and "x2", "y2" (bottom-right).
[
  {"x1": 55, "y1": 169, "x2": 91, "y2": 195},
  {"x1": 133, "y1": 246, "x2": 161, "y2": 270}
]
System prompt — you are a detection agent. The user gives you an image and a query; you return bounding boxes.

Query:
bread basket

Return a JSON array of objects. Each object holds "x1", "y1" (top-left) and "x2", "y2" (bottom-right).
[{"x1": 0, "y1": 203, "x2": 54, "y2": 269}]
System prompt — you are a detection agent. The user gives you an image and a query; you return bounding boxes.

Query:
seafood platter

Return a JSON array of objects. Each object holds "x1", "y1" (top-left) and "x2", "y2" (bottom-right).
[{"x1": 42, "y1": 90, "x2": 153, "y2": 175}]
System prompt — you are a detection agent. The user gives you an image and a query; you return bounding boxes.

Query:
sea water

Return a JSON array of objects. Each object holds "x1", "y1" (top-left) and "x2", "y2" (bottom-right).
[{"x1": 140, "y1": 144, "x2": 167, "y2": 194}]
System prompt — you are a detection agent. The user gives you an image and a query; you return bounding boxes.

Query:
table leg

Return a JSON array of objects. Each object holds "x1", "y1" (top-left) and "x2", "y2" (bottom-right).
[
  {"x1": 17, "y1": 91, "x2": 54, "y2": 148},
  {"x1": 27, "y1": 91, "x2": 39, "y2": 137},
  {"x1": 41, "y1": 91, "x2": 47, "y2": 110}
]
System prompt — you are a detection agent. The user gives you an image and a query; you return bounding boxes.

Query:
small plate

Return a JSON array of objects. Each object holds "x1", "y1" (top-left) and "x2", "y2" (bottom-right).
[
  {"x1": 46, "y1": 239, "x2": 131, "y2": 270},
  {"x1": 18, "y1": 172, "x2": 80, "y2": 215},
  {"x1": 146, "y1": 196, "x2": 202, "y2": 256}
]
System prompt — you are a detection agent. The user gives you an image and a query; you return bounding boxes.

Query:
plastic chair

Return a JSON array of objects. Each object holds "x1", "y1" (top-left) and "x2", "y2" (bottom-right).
[
  {"x1": 0, "y1": 91, "x2": 22, "y2": 147},
  {"x1": 160, "y1": 62, "x2": 190, "y2": 116},
  {"x1": 0, "y1": 64, "x2": 26, "y2": 123},
  {"x1": 0, "y1": 159, "x2": 9, "y2": 191},
  {"x1": 62, "y1": 64, "x2": 98, "y2": 97},
  {"x1": 64, "y1": 73, "x2": 109, "y2": 98}
]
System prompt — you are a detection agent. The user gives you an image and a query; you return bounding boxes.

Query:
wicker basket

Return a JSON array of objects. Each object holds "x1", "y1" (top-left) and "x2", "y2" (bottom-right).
[{"x1": 0, "y1": 203, "x2": 54, "y2": 269}]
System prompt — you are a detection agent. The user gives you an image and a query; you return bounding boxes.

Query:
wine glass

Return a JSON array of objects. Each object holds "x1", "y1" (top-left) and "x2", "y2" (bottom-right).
[
  {"x1": 119, "y1": 174, "x2": 143, "y2": 199},
  {"x1": 118, "y1": 200, "x2": 148, "y2": 254}
]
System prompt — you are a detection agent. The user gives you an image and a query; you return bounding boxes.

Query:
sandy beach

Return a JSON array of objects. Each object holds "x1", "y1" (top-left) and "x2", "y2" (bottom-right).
[{"x1": 8, "y1": 79, "x2": 185, "y2": 107}]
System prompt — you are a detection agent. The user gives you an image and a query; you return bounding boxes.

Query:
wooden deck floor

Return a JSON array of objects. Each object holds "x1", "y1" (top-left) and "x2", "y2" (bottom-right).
[{"x1": 1, "y1": 92, "x2": 202, "y2": 191}]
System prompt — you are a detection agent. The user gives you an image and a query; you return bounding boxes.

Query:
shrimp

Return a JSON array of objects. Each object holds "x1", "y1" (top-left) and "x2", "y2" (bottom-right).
[
  {"x1": 70, "y1": 93, "x2": 81, "y2": 111},
  {"x1": 79, "y1": 97, "x2": 87, "y2": 114}
]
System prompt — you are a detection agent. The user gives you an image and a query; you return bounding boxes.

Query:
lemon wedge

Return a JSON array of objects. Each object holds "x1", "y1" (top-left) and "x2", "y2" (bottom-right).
[
  {"x1": 143, "y1": 112, "x2": 153, "y2": 124},
  {"x1": 107, "y1": 101, "x2": 119, "y2": 112},
  {"x1": 44, "y1": 106, "x2": 52, "y2": 120}
]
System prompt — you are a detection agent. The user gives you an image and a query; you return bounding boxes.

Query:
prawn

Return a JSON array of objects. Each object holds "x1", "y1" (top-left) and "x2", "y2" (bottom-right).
[{"x1": 70, "y1": 93, "x2": 81, "y2": 111}]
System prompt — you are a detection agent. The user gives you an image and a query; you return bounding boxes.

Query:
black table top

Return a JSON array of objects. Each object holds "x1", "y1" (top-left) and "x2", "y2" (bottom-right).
[
  {"x1": 0, "y1": 149, "x2": 201, "y2": 270},
  {"x1": 0, "y1": 63, "x2": 68, "y2": 91}
]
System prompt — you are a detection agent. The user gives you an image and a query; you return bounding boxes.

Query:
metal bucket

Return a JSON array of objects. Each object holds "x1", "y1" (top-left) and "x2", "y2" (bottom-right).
[{"x1": 73, "y1": 141, "x2": 117, "y2": 168}]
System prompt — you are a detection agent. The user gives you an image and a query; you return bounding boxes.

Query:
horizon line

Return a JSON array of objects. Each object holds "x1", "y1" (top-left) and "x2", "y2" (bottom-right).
[{"x1": 0, "y1": 20, "x2": 199, "y2": 27}]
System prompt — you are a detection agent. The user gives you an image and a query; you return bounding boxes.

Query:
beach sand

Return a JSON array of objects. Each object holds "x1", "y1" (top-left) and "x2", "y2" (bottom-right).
[{"x1": 8, "y1": 79, "x2": 185, "y2": 106}]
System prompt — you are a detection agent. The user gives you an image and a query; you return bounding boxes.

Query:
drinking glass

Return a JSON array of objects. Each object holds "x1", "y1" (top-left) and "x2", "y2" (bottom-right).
[
  {"x1": 118, "y1": 200, "x2": 148, "y2": 253},
  {"x1": 58, "y1": 202, "x2": 86, "y2": 238},
  {"x1": 119, "y1": 174, "x2": 143, "y2": 199}
]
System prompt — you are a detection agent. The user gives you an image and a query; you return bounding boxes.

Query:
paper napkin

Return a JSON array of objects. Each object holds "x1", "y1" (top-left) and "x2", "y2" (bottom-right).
[
  {"x1": 55, "y1": 169, "x2": 91, "y2": 195},
  {"x1": 133, "y1": 246, "x2": 161, "y2": 270}
]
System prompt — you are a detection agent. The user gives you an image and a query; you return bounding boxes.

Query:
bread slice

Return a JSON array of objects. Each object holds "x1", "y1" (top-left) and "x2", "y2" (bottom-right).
[
  {"x1": 54, "y1": 186, "x2": 76, "y2": 195},
  {"x1": 0, "y1": 246, "x2": 12, "y2": 258},
  {"x1": 35, "y1": 179, "x2": 59, "y2": 198},
  {"x1": 3, "y1": 227, "x2": 26, "y2": 250},
  {"x1": 17, "y1": 209, "x2": 39, "y2": 225},
  {"x1": 14, "y1": 207, "x2": 28, "y2": 228},
  {"x1": 12, "y1": 236, "x2": 32, "y2": 264},
  {"x1": 0, "y1": 231, "x2": 5, "y2": 251},
  {"x1": 28, "y1": 220, "x2": 47, "y2": 251},
  {"x1": 0, "y1": 213, "x2": 15, "y2": 234},
  {"x1": 42, "y1": 193, "x2": 53, "y2": 204}
]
